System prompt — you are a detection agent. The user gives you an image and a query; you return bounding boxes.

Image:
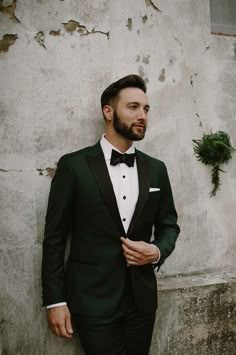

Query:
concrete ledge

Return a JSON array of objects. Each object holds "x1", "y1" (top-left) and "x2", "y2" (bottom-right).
[{"x1": 151, "y1": 270, "x2": 236, "y2": 355}]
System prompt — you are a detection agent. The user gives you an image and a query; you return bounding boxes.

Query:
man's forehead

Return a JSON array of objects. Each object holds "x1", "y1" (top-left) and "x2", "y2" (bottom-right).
[{"x1": 118, "y1": 87, "x2": 148, "y2": 103}]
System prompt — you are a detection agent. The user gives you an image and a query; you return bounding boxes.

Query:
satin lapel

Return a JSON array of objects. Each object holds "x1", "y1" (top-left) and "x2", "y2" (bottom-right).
[
  {"x1": 127, "y1": 151, "x2": 150, "y2": 235},
  {"x1": 86, "y1": 143, "x2": 125, "y2": 235}
]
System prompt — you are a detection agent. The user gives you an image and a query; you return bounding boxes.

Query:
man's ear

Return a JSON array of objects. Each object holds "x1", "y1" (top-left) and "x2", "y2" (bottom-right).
[{"x1": 103, "y1": 105, "x2": 113, "y2": 122}]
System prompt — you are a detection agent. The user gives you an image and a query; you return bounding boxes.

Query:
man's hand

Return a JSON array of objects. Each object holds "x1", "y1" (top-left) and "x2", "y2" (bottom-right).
[
  {"x1": 47, "y1": 305, "x2": 73, "y2": 338},
  {"x1": 121, "y1": 237, "x2": 160, "y2": 266}
]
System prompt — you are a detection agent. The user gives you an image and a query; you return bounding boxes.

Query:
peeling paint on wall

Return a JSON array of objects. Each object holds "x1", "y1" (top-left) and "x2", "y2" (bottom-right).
[
  {"x1": 63, "y1": 20, "x2": 79, "y2": 33},
  {"x1": 127, "y1": 18, "x2": 132, "y2": 31},
  {"x1": 144, "y1": 0, "x2": 161, "y2": 12},
  {"x1": 190, "y1": 73, "x2": 198, "y2": 87},
  {"x1": 158, "y1": 68, "x2": 166, "y2": 82},
  {"x1": 0, "y1": 34, "x2": 18, "y2": 53},
  {"x1": 142, "y1": 55, "x2": 150, "y2": 64},
  {"x1": 139, "y1": 65, "x2": 145, "y2": 78},
  {"x1": 36, "y1": 168, "x2": 56, "y2": 177},
  {"x1": 0, "y1": 0, "x2": 20, "y2": 23},
  {"x1": 136, "y1": 55, "x2": 150, "y2": 64},
  {"x1": 46, "y1": 167, "x2": 56, "y2": 177},
  {"x1": 63, "y1": 20, "x2": 109, "y2": 38},
  {"x1": 138, "y1": 65, "x2": 149, "y2": 84},
  {"x1": 34, "y1": 31, "x2": 46, "y2": 49},
  {"x1": 142, "y1": 15, "x2": 148, "y2": 23}
]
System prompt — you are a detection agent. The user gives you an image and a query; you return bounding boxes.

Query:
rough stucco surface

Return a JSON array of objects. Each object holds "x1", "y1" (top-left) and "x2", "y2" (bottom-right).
[
  {"x1": 0, "y1": 0, "x2": 235, "y2": 354},
  {"x1": 152, "y1": 271, "x2": 236, "y2": 355}
]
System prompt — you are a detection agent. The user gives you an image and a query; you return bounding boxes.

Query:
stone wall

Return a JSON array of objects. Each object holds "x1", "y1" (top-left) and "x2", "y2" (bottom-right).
[{"x1": 0, "y1": 0, "x2": 235, "y2": 354}]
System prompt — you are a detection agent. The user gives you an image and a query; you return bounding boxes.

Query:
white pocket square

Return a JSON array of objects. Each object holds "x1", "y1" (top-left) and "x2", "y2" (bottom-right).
[{"x1": 149, "y1": 187, "x2": 160, "y2": 192}]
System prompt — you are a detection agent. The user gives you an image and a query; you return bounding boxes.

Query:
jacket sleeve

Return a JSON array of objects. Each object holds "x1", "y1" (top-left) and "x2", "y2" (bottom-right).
[
  {"x1": 41, "y1": 155, "x2": 75, "y2": 306},
  {"x1": 151, "y1": 162, "x2": 180, "y2": 270}
]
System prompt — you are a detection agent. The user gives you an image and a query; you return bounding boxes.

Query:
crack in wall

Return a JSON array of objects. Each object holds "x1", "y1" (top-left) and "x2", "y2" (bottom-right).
[
  {"x1": 144, "y1": 0, "x2": 161, "y2": 12},
  {"x1": 211, "y1": 31, "x2": 236, "y2": 38},
  {"x1": 0, "y1": 168, "x2": 56, "y2": 177},
  {"x1": 35, "y1": 20, "x2": 109, "y2": 48},
  {"x1": 0, "y1": 0, "x2": 20, "y2": 23},
  {"x1": 0, "y1": 33, "x2": 18, "y2": 53},
  {"x1": 63, "y1": 20, "x2": 109, "y2": 39},
  {"x1": 0, "y1": 168, "x2": 23, "y2": 172},
  {"x1": 173, "y1": 37, "x2": 183, "y2": 53},
  {"x1": 49, "y1": 30, "x2": 61, "y2": 36},
  {"x1": 190, "y1": 77, "x2": 202, "y2": 128}
]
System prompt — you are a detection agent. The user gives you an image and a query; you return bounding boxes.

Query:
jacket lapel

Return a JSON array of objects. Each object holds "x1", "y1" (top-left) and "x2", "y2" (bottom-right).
[
  {"x1": 86, "y1": 143, "x2": 126, "y2": 235},
  {"x1": 127, "y1": 150, "x2": 150, "y2": 235}
]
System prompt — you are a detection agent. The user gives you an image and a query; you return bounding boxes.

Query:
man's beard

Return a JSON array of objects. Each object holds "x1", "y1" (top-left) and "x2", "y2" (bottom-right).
[{"x1": 113, "y1": 111, "x2": 146, "y2": 141}]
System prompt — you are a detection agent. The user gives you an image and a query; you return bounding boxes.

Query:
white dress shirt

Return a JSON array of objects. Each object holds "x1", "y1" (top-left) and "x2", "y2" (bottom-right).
[
  {"x1": 100, "y1": 135, "x2": 139, "y2": 233},
  {"x1": 47, "y1": 135, "x2": 159, "y2": 309}
]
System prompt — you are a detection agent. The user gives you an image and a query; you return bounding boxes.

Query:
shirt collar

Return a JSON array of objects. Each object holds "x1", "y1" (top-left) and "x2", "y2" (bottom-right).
[{"x1": 100, "y1": 134, "x2": 135, "y2": 162}]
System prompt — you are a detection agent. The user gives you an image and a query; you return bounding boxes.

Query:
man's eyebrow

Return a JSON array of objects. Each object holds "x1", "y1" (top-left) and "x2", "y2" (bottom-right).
[{"x1": 127, "y1": 101, "x2": 150, "y2": 108}]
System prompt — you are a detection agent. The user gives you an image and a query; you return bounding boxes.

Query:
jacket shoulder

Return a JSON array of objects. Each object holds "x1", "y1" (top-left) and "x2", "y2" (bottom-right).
[
  {"x1": 58, "y1": 142, "x2": 100, "y2": 164},
  {"x1": 136, "y1": 149, "x2": 165, "y2": 169}
]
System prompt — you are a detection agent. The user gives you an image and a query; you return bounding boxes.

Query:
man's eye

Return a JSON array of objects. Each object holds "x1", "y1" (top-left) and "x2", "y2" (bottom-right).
[{"x1": 129, "y1": 105, "x2": 137, "y2": 109}]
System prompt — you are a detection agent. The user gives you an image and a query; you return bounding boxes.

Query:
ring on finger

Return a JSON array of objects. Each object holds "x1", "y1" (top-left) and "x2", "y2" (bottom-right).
[{"x1": 130, "y1": 256, "x2": 134, "y2": 261}]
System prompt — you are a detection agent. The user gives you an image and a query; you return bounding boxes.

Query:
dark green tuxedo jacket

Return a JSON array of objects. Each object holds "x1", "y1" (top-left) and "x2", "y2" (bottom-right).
[{"x1": 42, "y1": 141, "x2": 180, "y2": 317}]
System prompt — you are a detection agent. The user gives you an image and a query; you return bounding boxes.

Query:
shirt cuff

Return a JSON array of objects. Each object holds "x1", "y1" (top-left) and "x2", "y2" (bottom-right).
[
  {"x1": 151, "y1": 245, "x2": 161, "y2": 264},
  {"x1": 46, "y1": 302, "x2": 67, "y2": 309}
]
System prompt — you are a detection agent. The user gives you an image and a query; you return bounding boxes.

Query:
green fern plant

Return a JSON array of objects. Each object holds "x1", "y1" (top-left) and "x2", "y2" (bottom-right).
[{"x1": 193, "y1": 131, "x2": 234, "y2": 197}]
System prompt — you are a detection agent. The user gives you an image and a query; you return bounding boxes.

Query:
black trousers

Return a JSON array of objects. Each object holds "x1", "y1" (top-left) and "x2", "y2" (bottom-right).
[{"x1": 72, "y1": 269, "x2": 156, "y2": 355}]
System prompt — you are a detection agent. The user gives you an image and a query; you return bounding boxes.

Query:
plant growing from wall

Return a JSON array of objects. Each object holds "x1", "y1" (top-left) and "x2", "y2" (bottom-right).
[{"x1": 192, "y1": 131, "x2": 234, "y2": 197}]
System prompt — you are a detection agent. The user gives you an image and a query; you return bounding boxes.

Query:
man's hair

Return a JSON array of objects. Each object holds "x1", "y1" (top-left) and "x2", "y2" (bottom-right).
[{"x1": 101, "y1": 74, "x2": 147, "y2": 113}]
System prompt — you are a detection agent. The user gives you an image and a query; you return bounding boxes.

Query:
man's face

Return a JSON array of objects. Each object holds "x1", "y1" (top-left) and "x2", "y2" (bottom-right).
[{"x1": 112, "y1": 87, "x2": 149, "y2": 141}]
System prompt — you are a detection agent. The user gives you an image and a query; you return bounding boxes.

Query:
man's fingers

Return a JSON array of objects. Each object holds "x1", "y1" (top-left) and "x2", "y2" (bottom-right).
[
  {"x1": 121, "y1": 237, "x2": 142, "y2": 252},
  {"x1": 121, "y1": 237, "x2": 160, "y2": 266},
  {"x1": 58, "y1": 323, "x2": 73, "y2": 338},
  {"x1": 52, "y1": 321, "x2": 72, "y2": 338},
  {"x1": 122, "y1": 244, "x2": 141, "y2": 258},
  {"x1": 47, "y1": 305, "x2": 73, "y2": 338},
  {"x1": 65, "y1": 314, "x2": 73, "y2": 335}
]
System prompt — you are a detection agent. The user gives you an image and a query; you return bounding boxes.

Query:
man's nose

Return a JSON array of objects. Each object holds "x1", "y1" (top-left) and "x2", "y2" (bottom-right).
[{"x1": 137, "y1": 108, "x2": 148, "y2": 120}]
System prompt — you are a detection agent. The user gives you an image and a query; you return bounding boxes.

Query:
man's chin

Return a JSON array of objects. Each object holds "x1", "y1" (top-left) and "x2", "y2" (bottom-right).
[
  {"x1": 131, "y1": 133, "x2": 145, "y2": 141},
  {"x1": 131, "y1": 128, "x2": 146, "y2": 140}
]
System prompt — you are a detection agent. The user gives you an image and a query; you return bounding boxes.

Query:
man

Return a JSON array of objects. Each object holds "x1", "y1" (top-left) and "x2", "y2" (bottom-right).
[{"x1": 42, "y1": 74, "x2": 180, "y2": 355}]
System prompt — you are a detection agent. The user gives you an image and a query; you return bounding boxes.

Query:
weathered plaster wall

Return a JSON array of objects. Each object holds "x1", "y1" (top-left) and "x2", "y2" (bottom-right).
[{"x1": 0, "y1": 0, "x2": 235, "y2": 354}]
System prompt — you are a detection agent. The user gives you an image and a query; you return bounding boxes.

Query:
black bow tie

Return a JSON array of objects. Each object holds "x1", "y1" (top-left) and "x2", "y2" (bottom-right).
[{"x1": 110, "y1": 149, "x2": 135, "y2": 167}]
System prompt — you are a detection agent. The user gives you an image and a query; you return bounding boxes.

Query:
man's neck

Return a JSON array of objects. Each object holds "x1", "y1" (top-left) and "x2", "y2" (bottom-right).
[{"x1": 104, "y1": 133, "x2": 133, "y2": 153}]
